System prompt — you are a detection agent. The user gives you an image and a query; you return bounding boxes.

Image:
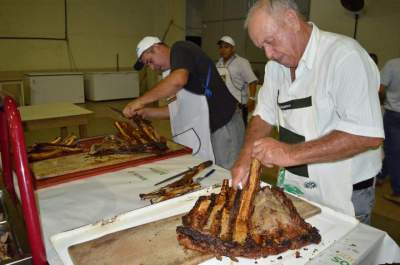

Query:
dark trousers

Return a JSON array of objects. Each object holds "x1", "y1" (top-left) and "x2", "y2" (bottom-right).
[{"x1": 383, "y1": 109, "x2": 400, "y2": 195}]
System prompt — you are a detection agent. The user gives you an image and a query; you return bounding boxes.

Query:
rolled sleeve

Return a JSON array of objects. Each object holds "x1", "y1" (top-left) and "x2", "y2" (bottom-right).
[
  {"x1": 333, "y1": 52, "x2": 384, "y2": 138},
  {"x1": 253, "y1": 63, "x2": 277, "y2": 126}
]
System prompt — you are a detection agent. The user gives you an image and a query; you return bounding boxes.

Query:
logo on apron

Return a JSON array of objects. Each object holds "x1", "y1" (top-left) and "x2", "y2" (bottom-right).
[{"x1": 304, "y1": 180, "x2": 317, "y2": 189}]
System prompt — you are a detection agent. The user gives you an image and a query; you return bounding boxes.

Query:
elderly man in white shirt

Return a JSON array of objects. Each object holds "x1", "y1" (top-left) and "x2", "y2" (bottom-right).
[
  {"x1": 231, "y1": 0, "x2": 383, "y2": 224},
  {"x1": 216, "y1": 36, "x2": 258, "y2": 127}
]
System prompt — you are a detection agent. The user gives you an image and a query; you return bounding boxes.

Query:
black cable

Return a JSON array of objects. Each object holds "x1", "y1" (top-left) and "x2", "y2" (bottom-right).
[{"x1": 172, "y1": 128, "x2": 201, "y2": 156}]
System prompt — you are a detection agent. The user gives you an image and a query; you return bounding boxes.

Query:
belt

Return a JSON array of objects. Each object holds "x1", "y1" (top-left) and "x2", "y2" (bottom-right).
[{"x1": 353, "y1": 177, "x2": 374, "y2": 191}]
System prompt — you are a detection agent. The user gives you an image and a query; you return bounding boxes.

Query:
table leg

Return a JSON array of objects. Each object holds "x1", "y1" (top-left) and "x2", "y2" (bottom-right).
[
  {"x1": 79, "y1": 124, "x2": 87, "y2": 138},
  {"x1": 61, "y1": 127, "x2": 68, "y2": 138}
]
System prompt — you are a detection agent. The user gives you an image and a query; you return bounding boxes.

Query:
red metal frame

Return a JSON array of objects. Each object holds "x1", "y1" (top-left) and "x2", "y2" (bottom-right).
[
  {"x1": 0, "y1": 106, "x2": 15, "y2": 200},
  {"x1": 4, "y1": 96, "x2": 47, "y2": 265}
]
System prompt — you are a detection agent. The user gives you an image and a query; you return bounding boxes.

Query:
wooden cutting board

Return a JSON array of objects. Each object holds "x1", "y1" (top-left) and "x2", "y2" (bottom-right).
[
  {"x1": 68, "y1": 194, "x2": 321, "y2": 265},
  {"x1": 30, "y1": 139, "x2": 191, "y2": 189}
]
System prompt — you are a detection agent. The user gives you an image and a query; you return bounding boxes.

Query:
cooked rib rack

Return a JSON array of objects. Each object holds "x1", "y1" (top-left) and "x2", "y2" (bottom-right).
[{"x1": 176, "y1": 160, "x2": 321, "y2": 260}]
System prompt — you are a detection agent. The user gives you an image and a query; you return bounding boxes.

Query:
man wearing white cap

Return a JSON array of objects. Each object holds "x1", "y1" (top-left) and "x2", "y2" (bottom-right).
[
  {"x1": 123, "y1": 37, "x2": 245, "y2": 169},
  {"x1": 216, "y1": 36, "x2": 258, "y2": 127}
]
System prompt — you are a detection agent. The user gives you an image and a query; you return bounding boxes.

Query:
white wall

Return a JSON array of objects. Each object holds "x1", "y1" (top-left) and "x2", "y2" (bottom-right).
[
  {"x1": 310, "y1": 0, "x2": 400, "y2": 68},
  {"x1": 195, "y1": 0, "x2": 400, "y2": 80},
  {"x1": 0, "y1": 0, "x2": 186, "y2": 72}
]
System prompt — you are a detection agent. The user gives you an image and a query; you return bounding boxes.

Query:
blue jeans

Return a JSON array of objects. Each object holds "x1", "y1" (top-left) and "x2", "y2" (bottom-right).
[
  {"x1": 383, "y1": 110, "x2": 400, "y2": 195},
  {"x1": 351, "y1": 186, "x2": 375, "y2": 224}
]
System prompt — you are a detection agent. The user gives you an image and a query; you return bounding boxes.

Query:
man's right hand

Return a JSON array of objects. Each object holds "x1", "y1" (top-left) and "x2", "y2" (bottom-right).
[{"x1": 123, "y1": 99, "x2": 145, "y2": 118}]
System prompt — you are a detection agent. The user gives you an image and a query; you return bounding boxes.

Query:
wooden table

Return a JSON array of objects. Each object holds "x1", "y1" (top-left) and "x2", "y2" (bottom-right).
[{"x1": 18, "y1": 102, "x2": 93, "y2": 138}]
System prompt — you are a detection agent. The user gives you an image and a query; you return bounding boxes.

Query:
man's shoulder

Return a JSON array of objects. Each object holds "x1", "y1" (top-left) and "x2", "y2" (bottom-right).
[
  {"x1": 234, "y1": 54, "x2": 250, "y2": 64},
  {"x1": 172, "y1": 41, "x2": 200, "y2": 51},
  {"x1": 385, "y1": 58, "x2": 400, "y2": 67},
  {"x1": 318, "y1": 29, "x2": 362, "y2": 56}
]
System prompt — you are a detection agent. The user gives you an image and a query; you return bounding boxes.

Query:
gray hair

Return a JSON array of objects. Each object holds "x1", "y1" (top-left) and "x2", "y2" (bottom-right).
[{"x1": 244, "y1": 0, "x2": 301, "y2": 28}]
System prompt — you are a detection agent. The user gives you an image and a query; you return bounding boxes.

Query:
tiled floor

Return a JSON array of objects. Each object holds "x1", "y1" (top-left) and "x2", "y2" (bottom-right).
[{"x1": 22, "y1": 99, "x2": 400, "y2": 245}]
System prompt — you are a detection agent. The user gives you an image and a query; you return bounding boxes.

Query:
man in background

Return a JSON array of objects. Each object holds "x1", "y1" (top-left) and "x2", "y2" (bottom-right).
[
  {"x1": 216, "y1": 36, "x2": 258, "y2": 127},
  {"x1": 123, "y1": 36, "x2": 244, "y2": 169},
  {"x1": 379, "y1": 57, "x2": 400, "y2": 204}
]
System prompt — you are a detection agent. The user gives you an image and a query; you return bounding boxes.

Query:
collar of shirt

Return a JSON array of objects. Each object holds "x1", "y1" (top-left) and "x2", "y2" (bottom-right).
[
  {"x1": 217, "y1": 54, "x2": 237, "y2": 67},
  {"x1": 296, "y1": 22, "x2": 319, "y2": 76}
]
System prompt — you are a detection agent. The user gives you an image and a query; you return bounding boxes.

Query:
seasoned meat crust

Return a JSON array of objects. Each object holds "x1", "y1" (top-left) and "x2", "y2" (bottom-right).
[{"x1": 176, "y1": 160, "x2": 321, "y2": 259}]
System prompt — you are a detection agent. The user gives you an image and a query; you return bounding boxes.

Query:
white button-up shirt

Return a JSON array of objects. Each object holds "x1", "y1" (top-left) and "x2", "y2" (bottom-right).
[
  {"x1": 216, "y1": 54, "x2": 258, "y2": 104},
  {"x1": 254, "y1": 23, "x2": 384, "y2": 184}
]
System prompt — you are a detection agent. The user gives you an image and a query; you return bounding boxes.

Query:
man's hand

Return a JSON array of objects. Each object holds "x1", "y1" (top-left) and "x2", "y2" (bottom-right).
[
  {"x1": 247, "y1": 99, "x2": 255, "y2": 112},
  {"x1": 231, "y1": 150, "x2": 252, "y2": 188},
  {"x1": 123, "y1": 99, "x2": 145, "y2": 118},
  {"x1": 252, "y1": 137, "x2": 293, "y2": 168}
]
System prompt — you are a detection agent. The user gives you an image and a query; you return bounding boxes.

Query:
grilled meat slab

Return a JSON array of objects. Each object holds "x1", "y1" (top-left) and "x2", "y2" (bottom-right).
[{"x1": 176, "y1": 160, "x2": 321, "y2": 260}]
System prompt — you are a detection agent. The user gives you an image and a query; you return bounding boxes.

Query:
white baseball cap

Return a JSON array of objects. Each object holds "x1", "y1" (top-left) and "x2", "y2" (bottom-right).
[
  {"x1": 217, "y1": 36, "x2": 235, "y2": 47},
  {"x1": 133, "y1": 36, "x2": 161, "y2": 70}
]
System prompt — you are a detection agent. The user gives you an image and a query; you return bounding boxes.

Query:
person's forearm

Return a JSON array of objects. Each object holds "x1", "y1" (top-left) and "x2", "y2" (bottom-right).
[
  {"x1": 149, "y1": 106, "x2": 170, "y2": 119},
  {"x1": 248, "y1": 82, "x2": 257, "y2": 98},
  {"x1": 138, "y1": 69, "x2": 187, "y2": 105},
  {"x1": 288, "y1": 130, "x2": 383, "y2": 166}
]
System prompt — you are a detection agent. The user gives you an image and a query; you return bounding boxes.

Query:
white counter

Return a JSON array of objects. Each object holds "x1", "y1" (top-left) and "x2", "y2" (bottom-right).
[{"x1": 36, "y1": 155, "x2": 400, "y2": 265}]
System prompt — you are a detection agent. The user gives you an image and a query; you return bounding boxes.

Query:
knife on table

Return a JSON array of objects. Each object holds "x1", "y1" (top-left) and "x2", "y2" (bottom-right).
[
  {"x1": 154, "y1": 160, "x2": 213, "y2": 186},
  {"x1": 196, "y1": 169, "x2": 215, "y2": 183}
]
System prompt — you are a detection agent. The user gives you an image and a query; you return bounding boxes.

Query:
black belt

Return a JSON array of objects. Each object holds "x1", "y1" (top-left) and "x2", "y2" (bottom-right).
[{"x1": 353, "y1": 177, "x2": 374, "y2": 191}]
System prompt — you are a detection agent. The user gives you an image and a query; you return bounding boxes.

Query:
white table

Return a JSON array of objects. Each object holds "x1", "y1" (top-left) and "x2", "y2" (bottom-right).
[
  {"x1": 35, "y1": 155, "x2": 400, "y2": 265},
  {"x1": 19, "y1": 102, "x2": 93, "y2": 138}
]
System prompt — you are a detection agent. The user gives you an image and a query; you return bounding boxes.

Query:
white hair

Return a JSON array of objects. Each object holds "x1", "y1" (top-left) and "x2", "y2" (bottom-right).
[{"x1": 244, "y1": 0, "x2": 301, "y2": 28}]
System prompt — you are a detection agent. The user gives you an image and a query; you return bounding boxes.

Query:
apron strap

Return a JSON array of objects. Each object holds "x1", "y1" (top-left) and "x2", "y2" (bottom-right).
[
  {"x1": 204, "y1": 63, "x2": 213, "y2": 98},
  {"x1": 279, "y1": 126, "x2": 309, "y2": 178}
]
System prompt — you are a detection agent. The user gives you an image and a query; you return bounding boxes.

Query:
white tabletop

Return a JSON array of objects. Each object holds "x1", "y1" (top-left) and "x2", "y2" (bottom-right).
[{"x1": 35, "y1": 155, "x2": 400, "y2": 265}]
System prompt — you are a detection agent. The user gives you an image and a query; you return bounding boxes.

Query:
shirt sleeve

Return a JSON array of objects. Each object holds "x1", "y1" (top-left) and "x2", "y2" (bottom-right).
[
  {"x1": 333, "y1": 52, "x2": 384, "y2": 138},
  {"x1": 380, "y1": 61, "x2": 392, "y2": 87},
  {"x1": 170, "y1": 42, "x2": 196, "y2": 73},
  {"x1": 253, "y1": 62, "x2": 277, "y2": 126},
  {"x1": 240, "y1": 59, "x2": 258, "y2": 84}
]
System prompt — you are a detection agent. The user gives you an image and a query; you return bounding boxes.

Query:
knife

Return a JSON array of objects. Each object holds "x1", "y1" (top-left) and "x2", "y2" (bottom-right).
[
  {"x1": 196, "y1": 169, "x2": 215, "y2": 183},
  {"x1": 109, "y1": 106, "x2": 132, "y2": 121},
  {"x1": 154, "y1": 160, "x2": 213, "y2": 186}
]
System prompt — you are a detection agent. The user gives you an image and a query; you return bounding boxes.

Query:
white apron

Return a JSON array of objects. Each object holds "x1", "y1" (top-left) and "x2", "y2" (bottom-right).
[
  {"x1": 162, "y1": 71, "x2": 215, "y2": 162},
  {"x1": 216, "y1": 62, "x2": 242, "y2": 104},
  {"x1": 276, "y1": 75, "x2": 355, "y2": 216}
]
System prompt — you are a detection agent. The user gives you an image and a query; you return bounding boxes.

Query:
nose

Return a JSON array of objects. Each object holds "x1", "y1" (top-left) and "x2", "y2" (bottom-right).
[{"x1": 263, "y1": 45, "x2": 275, "y2": 60}]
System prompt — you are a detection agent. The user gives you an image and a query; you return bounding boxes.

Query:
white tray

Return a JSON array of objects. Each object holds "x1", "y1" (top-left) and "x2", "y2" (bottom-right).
[{"x1": 51, "y1": 186, "x2": 359, "y2": 265}]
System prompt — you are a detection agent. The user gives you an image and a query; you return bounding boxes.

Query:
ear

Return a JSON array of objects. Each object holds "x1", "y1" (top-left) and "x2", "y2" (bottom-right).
[{"x1": 285, "y1": 9, "x2": 300, "y2": 32}]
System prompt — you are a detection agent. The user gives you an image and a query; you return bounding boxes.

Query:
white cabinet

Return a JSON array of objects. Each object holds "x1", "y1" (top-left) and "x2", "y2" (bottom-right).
[
  {"x1": 84, "y1": 71, "x2": 139, "y2": 101},
  {"x1": 25, "y1": 72, "x2": 85, "y2": 105}
]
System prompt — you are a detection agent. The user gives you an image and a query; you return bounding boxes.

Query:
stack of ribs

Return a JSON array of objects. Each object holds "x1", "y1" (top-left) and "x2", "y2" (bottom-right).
[
  {"x1": 176, "y1": 160, "x2": 321, "y2": 260},
  {"x1": 89, "y1": 117, "x2": 168, "y2": 156},
  {"x1": 140, "y1": 160, "x2": 212, "y2": 204},
  {"x1": 27, "y1": 134, "x2": 83, "y2": 162}
]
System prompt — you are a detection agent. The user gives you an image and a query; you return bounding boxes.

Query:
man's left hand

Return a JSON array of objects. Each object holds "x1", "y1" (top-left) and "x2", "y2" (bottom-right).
[
  {"x1": 247, "y1": 99, "x2": 255, "y2": 112},
  {"x1": 251, "y1": 137, "x2": 293, "y2": 168},
  {"x1": 123, "y1": 99, "x2": 145, "y2": 118}
]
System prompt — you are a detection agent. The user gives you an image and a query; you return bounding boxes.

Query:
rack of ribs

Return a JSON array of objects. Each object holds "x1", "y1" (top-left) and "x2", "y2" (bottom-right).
[
  {"x1": 140, "y1": 160, "x2": 213, "y2": 203},
  {"x1": 176, "y1": 160, "x2": 321, "y2": 260},
  {"x1": 89, "y1": 119, "x2": 168, "y2": 156}
]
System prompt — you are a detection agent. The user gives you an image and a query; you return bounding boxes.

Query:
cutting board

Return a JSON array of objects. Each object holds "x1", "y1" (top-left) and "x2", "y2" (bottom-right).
[
  {"x1": 68, "y1": 194, "x2": 321, "y2": 265},
  {"x1": 30, "y1": 138, "x2": 191, "y2": 189}
]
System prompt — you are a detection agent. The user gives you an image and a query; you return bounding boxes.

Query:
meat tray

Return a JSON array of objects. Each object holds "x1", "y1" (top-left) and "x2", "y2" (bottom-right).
[
  {"x1": 51, "y1": 185, "x2": 359, "y2": 265},
  {"x1": 0, "y1": 189, "x2": 32, "y2": 265}
]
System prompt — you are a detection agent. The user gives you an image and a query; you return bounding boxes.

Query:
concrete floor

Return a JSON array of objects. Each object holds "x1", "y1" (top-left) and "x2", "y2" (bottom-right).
[{"x1": 22, "y1": 99, "x2": 400, "y2": 245}]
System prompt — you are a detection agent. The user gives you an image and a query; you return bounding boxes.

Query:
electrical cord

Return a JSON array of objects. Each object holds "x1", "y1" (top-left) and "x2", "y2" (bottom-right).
[{"x1": 172, "y1": 127, "x2": 201, "y2": 156}]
